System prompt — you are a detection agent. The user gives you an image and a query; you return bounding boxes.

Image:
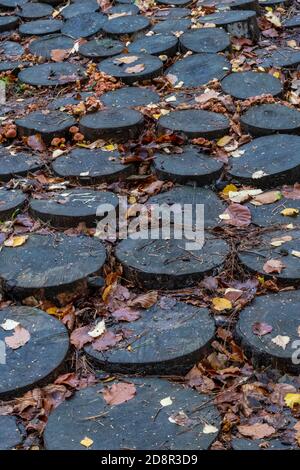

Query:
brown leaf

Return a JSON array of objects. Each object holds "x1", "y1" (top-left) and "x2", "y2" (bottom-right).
[
  {"x1": 252, "y1": 322, "x2": 273, "y2": 336},
  {"x1": 220, "y1": 203, "x2": 251, "y2": 227},
  {"x1": 129, "y1": 291, "x2": 158, "y2": 309},
  {"x1": 125, "y1": 63, "x2": 145, "y2": 74},
  {"x1": 5, "y1": 325, "x2": 30, "y2": 350},
  {"x1": 111, "y1": 307, "x2": 141, "y2": 322},
  {"x1": 70, "y1": 325, "x2": 93, "y2": 349},
  {"x1": 51, "y1": 49, "x2": 70, "y2": 62},
  {"x1": 282, "y1": 183, "x2": 300, "y2": 200},
  {"x1": 102, "y1": 382, "x2": 136, "y2": 406},
  {"x1": 252, "y1": 190, "x2": 282, "y2": 205},
  {"x1": 27, "y1": 134, "x2": 46, "y2": 152},
  {"x1": 263, "y1": 259, "x2": 285, "y2": 274},
  {"x1": 238, "y1": 423, "x2": 275, "y2": 439},
  {"x1": 92, "y1": 331, "x2": 123, "y2": 351}
]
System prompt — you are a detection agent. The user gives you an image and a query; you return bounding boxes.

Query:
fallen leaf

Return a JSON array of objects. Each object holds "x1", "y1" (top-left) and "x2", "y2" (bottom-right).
[
  {"x1": 271, "y1": 335, "x2": 290, "y2": 349},
  {"x1": 111, "y1": 307, "x2": 140, "y2": 322},
  {"x1": 80, "y1": 437, "x2": 93, "y2": 448},
  {"x1": 70, "y1": 325, "x2": 93, "y2": 349},
  {"x1": 282, "y1": 183, "x2": 300, "y2": 200},
  {"x1": 88, "y1": 319, "x2": 106, "y2": 338},
  {"x1": 228, "y1": 189, "x2": 262, "y2": 203},
  {"x1": 168, "y1": 411, "x2": 194, "y2": 427},
  {"x1": 270, "y1": 235, "x2": 292, "y2": 247},
  {"x1": 220, "y1": 204, "x2": 251, "y2": 227},
  {"x1": 292, "y1": 250, "x2": 300, "y2": 258},
  {"x1": 92, "y1": 331, "x2": 123, "y2": 352},
  {"x1": 281, "y1": 208, "x2": 299, "y2": 217},
  {"x1": 4, "y1": 235, "x2": 28, "y2": 247},
  {"x1": 217, "y1": 135, "x2": 232, "y2": 147},
  {"x1": 263, "y1": 259, "x2": 285, "y2": 274},
  {"x1": 129, "y1": 291, "x2": 158, "y2": 308},
  {"x1": 27, "y1": 134, "x2": 46, "y2": 152},
  {"x1": 102, "y1": 382, "x2": 136, "y2": 406},
  {"x1": 114, "y1": 55, "x2": 138, "y2": 64},
  {"x1": 212, "y1": 297, "x2": 232, "y2": 312},
  {"x1": 252, "y1": 170, "x2": 268, "y2": 179},
  {"x1": 5, "y1": 325, "x2": 30, "y2": 350},
  {"x1": 160, "y1": 396, "x2": 173, "y2": 407},
  {"x1": 0, "y1": 319, "x2": 20, "y2": 331},
  {"x1": 125, "y1": 64, "x2": 145, "y2": 74},
  {"x1": 252, "y1": 322, "x2": 273, "y2": 336},
  {"x1": 284, "y1": 393, "x2": 300, "y2": 408},
  {"x1": 251, "y1": 190, "x2": 282, "y2": 205},
  {"x1": 203, "y1": 424, "x2": 219, "y2": 434},
  {"x1": 238, "y1": 423, "x2": 275, "y2": 439}
]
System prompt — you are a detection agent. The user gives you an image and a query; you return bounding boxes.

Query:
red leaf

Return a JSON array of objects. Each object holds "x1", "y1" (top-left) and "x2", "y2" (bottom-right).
[
  {"x1": 263, "y1": 259, "x2": 285, "y2": 274},
  {"x1": 221, "y1": 203, "x2": 251, "y2": 227},
  {"x1": 252, "y1": 322, "x2": 273, "y2": 336},
  {"x1": 102, "y1": 382, "x2": 136, "y2": 406},
  {"x1": 70, "y1": 325, "x2": 93, "y2": 349},
  {"x1": 112, "y1": 307, "x2": 140, "y2": 322},
  {"x1": 27, "y1": 134, "x2": 46, "y2": 152},
  {"x1": 92, "y1": 331, "x2": 123, "y2": 351}
]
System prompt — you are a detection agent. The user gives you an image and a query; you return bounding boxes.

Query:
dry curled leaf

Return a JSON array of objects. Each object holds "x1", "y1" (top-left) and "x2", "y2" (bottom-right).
[
  {"x1": 252, "y1": 322, "x2": 273, "y2": 336},
  {"x1": 92, "y1": 330, "x2": 123, "y2": 352},
  {"x1": 70, "y1": 325, "x2": 93, "y2": 349},
  {"x1": 129, "y1": 291, "x2": 158, "y2": 309},
  {"x1": 271, "y1": 335, "x2": 290, "y2": 350},
  {"x1": 220, "y1": 204, "x2": 251, "y2": 227},
  {"x1": 238, "y1": 423, "x2": 275, "y2": 439},
  {"x1": 111, "y1": 307, "x2": 140, "y2": 322}
]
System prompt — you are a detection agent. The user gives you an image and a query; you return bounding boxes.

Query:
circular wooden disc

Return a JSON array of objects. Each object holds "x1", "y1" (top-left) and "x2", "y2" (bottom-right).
[
  {"x1": 0, "y1": 306, "x2": 69, "y2": 399},
  {"x1": 17, "y1": 2, "x2": 53, "y2": 19},
  {"x1": 221, "y1": 71, "x2": 282, "y2": 99},
  {"x1": 147, "y1": 185, "x2": 226, "y2": 229},
  {"x1": 228, "y1": 134, "x2": 300, "y2": 188},
  {"x1": 0, "y1": 148, "x2": 43, "y2": 181},
  {"x1": 102, "y1": 15, "x2": 150, "y2": 36},
  {"x1": 30, "y1": 189, "x2": 119, "y2": 228},
  {"x1": 231, "y1": 436, "x2": 296, "y2": 451},
  {"x1": 101, "y1": 86, "x2": 160, "y2": 108},
  {"x1": 44, "y1": 377, "x2": 221, "y2": 450},
  {"x1": 107, "y1": 4, "x2": 140, "y2": 15},
  {"x1": 283, "y1": 15, "x2": 300, "y2": 29},
  {"x1": 0, "y1": 417, "x2": 22, "y2": 450},
  {"x1": 238, "y1": 228, "x2": 300, "y2": 283},
  {"x1": 85, "y1": 301, "x2": 215, "y2": 375},
  {"x1": 0, "y1": 234, "x2": 107, "y2": 299},
  {"x1": 0, "y1": 0, "x2": 28, "y2": 8},
  {"x1": 0, "y1": 188, "x2": 26, "y2": 219},
  {"x1": 52, "y1": 147, "x2": 135, "y2": 184},
  {"x1": 158, "y1": 109, "x2": 230, "y2": 139},
  {"x1": 165, "y1": 53, "x2": 230, "y2": 88},
  {"x1": 16, "y1": 110, "x2": 76, "y2": 144},
  {"x1": 79, "y1": 108, "x2": 144, "y2": 142},
  {"x1": 19, "y1": 62, "x2": 86, "y2": 86},
  {"x1": 153, "y1": 7, "x2": 190, "y2": 19},
  {"x1": 198, "y1": 9, "x2": 256, "y2": 26},
  {"x1": 0, "y1": 15, "x2": 18, "y2": 32},
  {"x1": 0, "y1": 41, "x2": 24, "y2": 57},
  {"x1": 257, "y1": 47, "x2": 300, "y2": 69},
  {"x1": 153, "y1": 146, "x2": 224, "y2": 185},
  {"x1": 163, "y1": 91, "x2": 197, "y2": 108},
  {"x1": 0, "y1": 61, "x2": 28, "y2": 72},
  {"x1": 248, "y1": 198, "x2": 300, "y2": 227},
  {"x1": 61, "y1": 12, "x2": 106, "y2": 38},
  {"x1": 99, "y1": 53, "x2": 163, "y2": 84},
  {"x1": 29, "y1": 34, "x2": 75, "y2": 59},
  {"x1": 115, "y1": 233, "x2": 229, "y2": 289},
  {"x1": 61, "y1": 0, "x2": 99, "y2": 19},
  {"x1": 241, "y1": 103, "x2": 300, "y2": 136},
  {"x1": 78, "y1": 38, "x2": 124, "y2": 59},
  {"x1": 180, "y1": 28, "x2": 230, "y2": 53},
  {"x1": 19, "y1": 19, "x2": 62, "y2": 36},
  {"x1": 152, "y1": 18, "x2": 191, "y2": 34},
  {"x1": 128, "y1": 34, "x2": 178, "y2": 57},
  {"x1": 156, "y1": 0, "x2": 192, "y2": 5},
  {"x1": 235, "y1": 291, "x2": 300, "y2": 373}
]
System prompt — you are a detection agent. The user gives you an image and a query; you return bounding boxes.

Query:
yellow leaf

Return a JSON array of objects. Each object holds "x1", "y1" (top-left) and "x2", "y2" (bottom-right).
[
  {"x1": 281, "y1": 208, "x2": 299, "y2": 217},
  {"x1": 284, "y1": 393, "x2": 300, "y2": 408},
  {"x1": 128, "y1": 195, "x2": 137, "y2": 204},
  {"x1": 292, "y1": 250, "x2": 300, "y2": 258},
  {"x1": 221, "y1": 184, "x2": 238, "y2": 198},
  {"x1": 273, "y1": 71, "x2": 280, "y2": 79},
  {"x1": 46, "y1": 307, "x2": 59, "y2": 316},
  {"x1": 212, "y1": 297, "x2": 232, "y2": 312},
  {"x1": 153, "y1": 113, "x2": 161, "y2": 120},
  {"x1": 102, "y1": 144, "x2": 117, "y2": 152},
  {"x1": 4, "y1": 235, "x2": 28, "y2": 248},
  {"x1": 217, "y1": 135, "x2": 232, "y2": 147},
  {"x1": 102, "y1": 285, "x2": 112, "y2": 303},
  {"x1": 80, "y1": 437, "x2": 94, "y2": 448}
]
